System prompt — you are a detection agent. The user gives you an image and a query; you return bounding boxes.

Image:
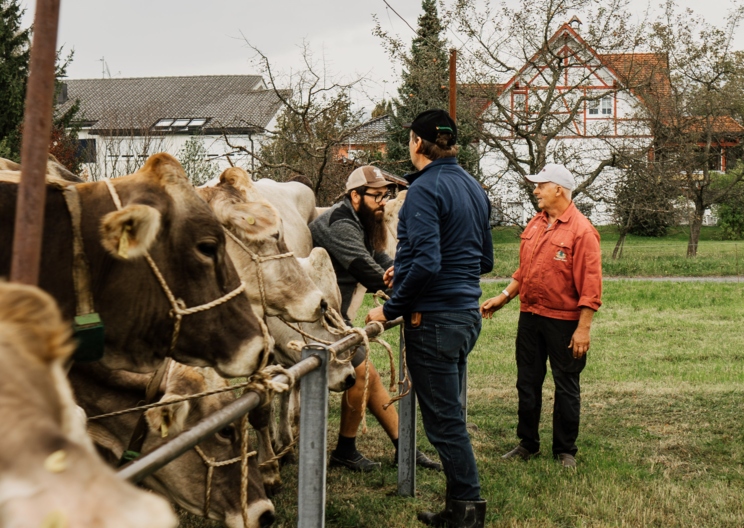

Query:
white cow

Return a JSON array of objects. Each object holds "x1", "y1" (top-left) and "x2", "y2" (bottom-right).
[{"x1": 0, "y1": 282, "x2": 176, "y2": 528}]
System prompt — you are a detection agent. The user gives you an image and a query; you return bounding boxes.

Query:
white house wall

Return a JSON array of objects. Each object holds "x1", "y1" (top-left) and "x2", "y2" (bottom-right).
[{"x1": 79, "y1": 129, "x2": 265, "y2": 181}]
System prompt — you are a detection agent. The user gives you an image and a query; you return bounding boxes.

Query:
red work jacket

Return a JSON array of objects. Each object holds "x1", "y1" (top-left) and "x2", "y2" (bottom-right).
[{"x1": 512, "y1": 202, "x2": 602, "y2": 320}]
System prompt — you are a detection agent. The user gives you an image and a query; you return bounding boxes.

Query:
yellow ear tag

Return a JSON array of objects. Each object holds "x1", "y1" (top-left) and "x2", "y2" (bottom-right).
[
  {"x1": 40, "y1": 511, "x2": 68, "y2": 528},
  {"x1": 160, "y1": 422, "x2": 169, "y2": 438},
  {"x1": 118, "y1": 227, "x2": 130, "y2": 259},
  {"x1": 44, "y1": 450, "x2": 68, "y2": 473},
  {"x1": 246, "y1": 216, "x2": 255, "y2": 225}
]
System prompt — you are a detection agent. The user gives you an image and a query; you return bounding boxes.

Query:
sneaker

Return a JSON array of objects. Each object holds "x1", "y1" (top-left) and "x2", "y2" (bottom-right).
[
  {"x1": 393, "y1": 449, "x2": 444, "y2": 471},
  {"x1": 415, "y1": 450, "x2": 443, "y2": 471},
  {"x1": 329, "y1": 450, "x2": 381, "y2": 472},
  {"x1": 501, "y1": 445, "x2": 538, "y2": 461},
  {"x1": 557, "y1": 453, "x2": 576, "y2": 468}
]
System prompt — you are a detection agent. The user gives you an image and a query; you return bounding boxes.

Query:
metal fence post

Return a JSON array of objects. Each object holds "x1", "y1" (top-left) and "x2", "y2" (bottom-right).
[
  {"x1": 460, "y1": 367, "x2": 468, "y2": 424},
  {"x1": 397, "y1": 326, "x2": 416, "y2": 496},
  {"x1": 298, "y1": 344, "x2": 329, "y2": 528}
]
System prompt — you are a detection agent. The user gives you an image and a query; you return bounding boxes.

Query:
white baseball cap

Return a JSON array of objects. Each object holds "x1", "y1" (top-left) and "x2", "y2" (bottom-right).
[
  {"x1": 525, "y1": 164, "x2": 576, "y2": 191},
  {"x1": 345, "y1": 166, "x2": 395, "y2": 192}
]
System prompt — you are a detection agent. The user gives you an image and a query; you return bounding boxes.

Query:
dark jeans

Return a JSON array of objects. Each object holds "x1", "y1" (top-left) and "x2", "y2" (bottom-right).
[
  {"x1": 404, "y1": 309, "x2": 482, "y2": 501},
  {"x1": 515, "y1": 312, "x2": 586, "y2": 457}
]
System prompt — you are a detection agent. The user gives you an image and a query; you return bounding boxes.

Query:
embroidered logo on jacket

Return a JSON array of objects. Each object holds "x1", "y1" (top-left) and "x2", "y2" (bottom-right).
[{"x1": 554, "y1": 249, "x2": 567, "y2": 261}]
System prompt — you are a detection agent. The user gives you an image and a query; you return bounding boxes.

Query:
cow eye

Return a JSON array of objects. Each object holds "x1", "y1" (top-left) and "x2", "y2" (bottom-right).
[
  {"x1": 271, "y1": 231, "x2": 280, "y2": 240},
  {"x1": 197, "y1": 241, "x2": 218, "y2": 259},
  {"x1": 217, "y1": 425, "x2": 235, "y2": 439}
]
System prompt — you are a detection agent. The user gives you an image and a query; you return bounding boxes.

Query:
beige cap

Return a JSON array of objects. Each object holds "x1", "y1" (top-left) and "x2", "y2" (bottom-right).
[
  {"x1": 345, "y1": 166, "x2": 395, "y2": 192},
  {"x1": 525, "y1": 163, "x2": 576, "y2": 191}
]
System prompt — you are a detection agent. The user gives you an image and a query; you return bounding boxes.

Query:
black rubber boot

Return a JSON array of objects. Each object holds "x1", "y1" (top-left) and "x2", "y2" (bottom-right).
[
  {"x1": 448, "y1": 499, "x2": 486, "y2": 528},
  {"x1": 418, "y1": 499, "x2": 486, "y2": 528},
  {"x1": 417, "y1": 505, "x2": 452, "y2": 527}
]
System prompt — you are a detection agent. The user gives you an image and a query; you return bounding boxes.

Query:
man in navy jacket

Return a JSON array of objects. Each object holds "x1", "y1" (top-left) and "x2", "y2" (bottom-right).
[{"x1": 367, "y1": 109, "x2": 493, "y2": 528}]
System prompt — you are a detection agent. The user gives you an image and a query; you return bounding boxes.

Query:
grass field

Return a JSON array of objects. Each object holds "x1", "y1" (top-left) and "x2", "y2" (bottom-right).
[
  {"x1": 252, "y1": 280, "x2": 744, "y2": 527},
  {"x1": 488, "y1": 226, "x2": 744, "y2": 278}
]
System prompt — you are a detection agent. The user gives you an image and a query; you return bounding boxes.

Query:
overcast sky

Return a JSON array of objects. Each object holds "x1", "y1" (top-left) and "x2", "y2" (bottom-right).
[{"x1": 20, "y1": 0, "x2": 743, "y2": 115}]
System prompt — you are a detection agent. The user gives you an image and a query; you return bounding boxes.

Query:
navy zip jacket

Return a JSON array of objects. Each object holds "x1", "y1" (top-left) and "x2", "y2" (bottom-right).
[{"x1": 382, "y1": 157, "x2": 494, "y2": 320}]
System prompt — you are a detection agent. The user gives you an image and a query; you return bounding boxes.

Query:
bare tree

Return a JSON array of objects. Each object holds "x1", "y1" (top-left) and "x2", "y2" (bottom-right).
[
  {"x1": 450, "y1": 0, "x2": 650, "y2": 220},
  {"x1": 643, "y1": 0, "x2": 744, "y2": 256},
  {"x1": 82, "y1": 103, "x2": 173, "y2": 181},
  {"x1": 223, "y1": 41, "x2": 367, "y2": 206}
]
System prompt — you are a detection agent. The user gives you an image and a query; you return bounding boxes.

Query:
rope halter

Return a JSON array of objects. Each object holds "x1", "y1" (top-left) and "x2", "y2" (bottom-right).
[
  {"x1": 103, "y1": 179, "x2": 247, "y2": 356},
  {"x1": 222, "y1": 228, "x2": 295, "y2": 319}
]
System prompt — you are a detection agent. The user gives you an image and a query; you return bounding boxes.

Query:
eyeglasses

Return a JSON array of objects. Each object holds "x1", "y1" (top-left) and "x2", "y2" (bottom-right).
[{"x1": 363, "y1": 190, "x2": 394, "y2": 204}]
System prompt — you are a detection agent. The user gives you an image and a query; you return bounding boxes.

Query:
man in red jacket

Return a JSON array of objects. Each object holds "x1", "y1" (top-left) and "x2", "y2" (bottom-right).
[{"x1": 481, "y1": 163, "x2": 602, "y2": 469}]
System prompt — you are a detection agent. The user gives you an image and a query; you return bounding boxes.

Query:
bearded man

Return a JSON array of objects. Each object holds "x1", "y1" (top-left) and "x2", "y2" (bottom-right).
[{"x1": 310, "y1": 165, "x2": 441, "y2": 473}]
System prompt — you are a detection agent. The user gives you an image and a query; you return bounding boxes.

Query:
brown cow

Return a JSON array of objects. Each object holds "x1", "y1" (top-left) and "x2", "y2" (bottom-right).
[
  {"x1": 0, "y1": 282, "x2": 176, "y2": 528},
  {"x1": 71, "y1": 362, "x2": 275, "y2": 528},
  {"x1": 0, "y1": 153, "x2": 267, "y2": 377}
]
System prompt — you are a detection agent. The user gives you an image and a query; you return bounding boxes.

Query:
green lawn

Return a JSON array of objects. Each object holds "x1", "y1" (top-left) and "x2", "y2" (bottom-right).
[
  {"x1": 488, "y1": 226, "x2": 744, "y2": 278},
  {"x1": 259, "y1": 280, "x2": 744, "y2": 527}
]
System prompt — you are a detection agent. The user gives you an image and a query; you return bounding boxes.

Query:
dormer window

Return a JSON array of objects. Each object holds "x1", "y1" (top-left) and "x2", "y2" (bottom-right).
[{"x1": 153, "y1": 118, "x2": 209, "y2": 130}]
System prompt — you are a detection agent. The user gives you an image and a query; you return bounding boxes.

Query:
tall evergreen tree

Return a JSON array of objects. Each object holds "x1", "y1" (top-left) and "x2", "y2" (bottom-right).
[
  {"x1": 375, "y1": 0, "x2": 480, "y2": 177},
  {"x1": 0, "y1": 0, "x2": 31, "y2": 160},
  {"x1": 380, "y1": 0, "x2": 448, "y2": 174}
]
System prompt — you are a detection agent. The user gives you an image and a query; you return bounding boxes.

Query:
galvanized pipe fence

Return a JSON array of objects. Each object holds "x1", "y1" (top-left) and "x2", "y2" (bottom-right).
[{"x1": 117, "y1": 317, "x2": 423, "y2": 527}]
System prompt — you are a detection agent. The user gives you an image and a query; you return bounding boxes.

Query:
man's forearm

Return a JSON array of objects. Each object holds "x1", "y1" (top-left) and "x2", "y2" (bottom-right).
[{"x1": 577, "y1": 307, "x2": 595, "y2": 329}]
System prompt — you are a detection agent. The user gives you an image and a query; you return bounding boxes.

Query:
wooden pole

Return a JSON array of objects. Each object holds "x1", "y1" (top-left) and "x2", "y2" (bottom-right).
[
  {"x1": 449, "y1": 48, "x2": 457, "y2": 121},
  {"x1": 10, "y1": 0, "x2": 61, "y2": 285}
]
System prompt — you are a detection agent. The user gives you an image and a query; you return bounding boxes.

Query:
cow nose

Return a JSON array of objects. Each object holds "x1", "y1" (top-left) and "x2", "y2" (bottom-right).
[
  {"x1": 259, "y1": 510, "x2": 276, "y2": 527},
  {"x1": 343, "y1": 374, "x2": 356, "y2": 391},
  {"x1": 320, "y1": 298, "x2": 328, "y2": 314}
]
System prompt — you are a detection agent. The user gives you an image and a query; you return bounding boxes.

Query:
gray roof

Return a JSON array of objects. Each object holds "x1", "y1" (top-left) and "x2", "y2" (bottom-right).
[
  {"x1": 58, "y1": 75, "x2": 287, "y2": 135},
  {"x1": 347, "y1": 114, "x2": 391, "y2": 144}
]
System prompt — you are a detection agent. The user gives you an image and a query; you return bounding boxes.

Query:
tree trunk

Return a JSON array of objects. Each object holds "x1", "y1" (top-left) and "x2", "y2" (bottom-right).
[
  {"x1": 613, "y1": 200, "x2": 635, "y2": 260},
  {"x1": 687, "y1": 200, "x2": 704, "y2": 258}
]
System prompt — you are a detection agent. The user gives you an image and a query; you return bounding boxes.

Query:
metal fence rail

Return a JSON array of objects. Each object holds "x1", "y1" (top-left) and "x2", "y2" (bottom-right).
[{"x1": 117, "y1": 317, "x2": 408, "y2": 527}]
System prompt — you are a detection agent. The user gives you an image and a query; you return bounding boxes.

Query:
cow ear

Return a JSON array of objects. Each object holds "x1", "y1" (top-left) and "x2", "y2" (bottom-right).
[
  {"x1": 218, "y1": 167, "x2": 254, "y2": 198},
  {"x1": 144, "y1": 396, "x2": 190, "y2": 438},
  {"x1": 100, "y1": 204, "x2": 161, "y2": 260},
  {"x1": 139, "y1": 153, "x2": 190, "y2": 186}
]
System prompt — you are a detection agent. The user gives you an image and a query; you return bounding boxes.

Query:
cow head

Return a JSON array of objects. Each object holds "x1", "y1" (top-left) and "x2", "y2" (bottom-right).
[
  {"x1": 0, "y1": 282, "x2": 177, "y2": 528},
  {"x1": 198, "y1": 167, "x2": 326, "y2": 322},
  {"x1": 268, "y1": 247, "x2": 356, "y2": 392},
  {"x1": 82, "y1": 363, "x2": 275, "y2": 528},
  {"x1": 78, "y1": 153, "x2": 268, "y2": 377}
]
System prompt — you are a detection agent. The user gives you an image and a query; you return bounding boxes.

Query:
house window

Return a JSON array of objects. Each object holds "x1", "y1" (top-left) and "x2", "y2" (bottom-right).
[
  {"x1": 588, "y1": 96, "x2": 612, "y2": 116},
  {"x1": 76, "y1": 139, "x2": 96, "y2": 163},
  {"x1": 514, "y1": 92, "x2": 527, "y2": 112},
  {"x1": 153, "y1": 118, "x2": 208, "y2": 129},
  {"x1": 601, "y1": 96, "x2": 613, "y2": 115}
]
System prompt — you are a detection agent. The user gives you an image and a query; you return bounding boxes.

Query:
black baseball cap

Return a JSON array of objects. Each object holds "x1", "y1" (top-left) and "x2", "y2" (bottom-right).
[{"x1": 403, "y1": 109, "x2": 457, "y2": 146}]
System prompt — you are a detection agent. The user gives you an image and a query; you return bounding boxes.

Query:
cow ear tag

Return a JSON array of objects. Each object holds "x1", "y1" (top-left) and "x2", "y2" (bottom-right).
[
  {"x1": 72, "y1": 313, "x2": 105, "y2": 362},
  {"x1": 161, "y1": 422, "x2": 169, "y2": 438},
  {"x1": 118, "y1": 225, "x2": 131, "y2": 259},
  {"x1": 246, "y1": 216, "x2": 255, "y2": 225}
]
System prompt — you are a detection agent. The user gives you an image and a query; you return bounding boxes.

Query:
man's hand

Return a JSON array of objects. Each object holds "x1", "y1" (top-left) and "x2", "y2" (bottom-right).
[
  {"x1": 383, "y1": 266, "x2": 394, "y2": 288},
  {"x1": 365, "y1": 306, "x2": 387, "y2": 325},
  {"x1": 480, "y1": 296, "x2": 508, "y2": 319},
  {"x1": 568, "y1": 325, "x2": 590, "y2": 358}
]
